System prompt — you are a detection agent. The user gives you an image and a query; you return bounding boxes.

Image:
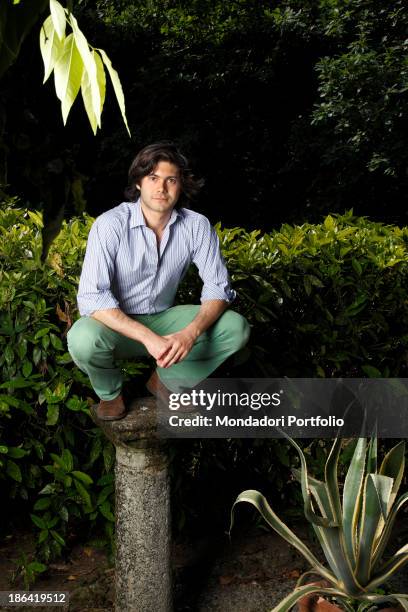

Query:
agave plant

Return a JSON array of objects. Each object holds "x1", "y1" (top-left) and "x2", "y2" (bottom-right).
[{"x1": 230, "y1": 438, "x2": 408, "y2": 612}]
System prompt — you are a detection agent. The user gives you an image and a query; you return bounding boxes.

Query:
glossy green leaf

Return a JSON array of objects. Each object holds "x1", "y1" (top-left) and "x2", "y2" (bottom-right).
[
  {"x1": 22, "y1": 361, "x2": 33, "y2": 377},
  {"x1": 74, "y1": 479, "x2": 92, "y2": 510},
  {"x1": 0, "y1": 394, "x2": 21, "y2": 407},
  {"x1": 34, "y1": 327, "x2": 50, "y2": 340},
  {"x1": 72, "y1": 470, "x2": 93, "y2": 485},
  {"x1": 38, "y1": 529, "x2": 48, "y2": 544},
  {"x1": 62, "y1": 448, "x2": 73, "y2": 472},
  {"x1": 49, "y1": 333, "x2": 63, "y2": 350},
  {"x1": 7, "y1": 446, "x2": 28, "y2": 458},
  {"x1": 34, "y1": 497, "x2": 51, "y2": 511},
  {"x1": 30, "y1": 513, "x2": 47, "y2": 529},
  {"x1": 50, "y1": 530, "x2": 65, "y2": 546},
  {"x1": 99, "y1": 500, "x2": 115, "y2": 522},
  {"x1": 0, "y1": 378, "x2": 35, "y2": 390},
  {"x1": 6, "y1": 459, "x2": 22, "y2": 482},
  {"x1": 46, "y1": 404, "x2": 59, "y2": 426}
]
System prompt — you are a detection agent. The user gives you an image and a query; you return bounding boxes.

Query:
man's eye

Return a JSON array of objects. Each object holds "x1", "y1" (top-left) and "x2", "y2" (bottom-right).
[
  {"x1": 169, "y1": 178, "x2": 177, "y2": 184},
  {"x1": 149, "y1": 176, "x2": 157, "y2": 181}
]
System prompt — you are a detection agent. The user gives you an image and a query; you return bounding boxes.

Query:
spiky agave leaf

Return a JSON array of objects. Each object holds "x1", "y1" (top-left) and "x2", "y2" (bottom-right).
[
  {"x1": 367, "y1": 437, "x2": 378, "y2": 474},
  {"x1": 343, "y1": 438, "x2": 367, "y2": 566},
  {"x1": 355, "y1": 593, "x2": 408, "y2": 612},
  {"x1": 325, "y1": 436, "x2": 343, "y2": 525},
  {"x1": 289, "y1": 439, "x2": 363, "y2": 594},
  {"x1": 321, "y1": 438, "x2": 366, "y2": 596},
  {"x1": 372, "y1": 491, "x2": 408, "y2": 570},
  {"x1": 355, "y1": 474, "x2": 393, "y2": 584},
  {"x1": 379, "y1": 441, "x2": 405, "y2": 511},
  {"x1": 230, "y1": 489, "x2": 336, "y2": 584},
  {"x1": 292, "y1": 469, "x2": 340, "y2": 577},
  {"x1": 367, "y1": 543, "x2": 408, "y2": 591},
  {"x1": 286, "y1": 436, "x2": 338, "y2": 528}
]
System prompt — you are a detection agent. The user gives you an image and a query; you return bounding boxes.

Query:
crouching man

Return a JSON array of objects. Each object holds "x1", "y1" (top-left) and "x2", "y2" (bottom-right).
[{"x1": 67, "y1": 142, "x2": 250, "y2": 420}]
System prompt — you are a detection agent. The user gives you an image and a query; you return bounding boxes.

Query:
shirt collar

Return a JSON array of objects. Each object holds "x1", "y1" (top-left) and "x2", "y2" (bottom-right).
[{"x1": 130, "y1": 198, "x2": 181, "y2": 228}]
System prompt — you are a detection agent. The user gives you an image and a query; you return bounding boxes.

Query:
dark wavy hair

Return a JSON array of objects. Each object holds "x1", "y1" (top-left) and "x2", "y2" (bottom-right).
[{"x1": 124, "y1": 142, "x2": 204, "y2": 208}]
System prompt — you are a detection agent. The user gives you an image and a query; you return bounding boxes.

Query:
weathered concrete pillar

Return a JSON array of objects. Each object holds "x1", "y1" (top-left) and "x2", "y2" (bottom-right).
[{"x1": 91, "y1": 397, "x2": 172, "y2": 612}]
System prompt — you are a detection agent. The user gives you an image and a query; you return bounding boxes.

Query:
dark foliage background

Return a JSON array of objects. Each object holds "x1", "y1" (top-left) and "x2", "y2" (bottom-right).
[{"x1": 1, "y1": 0, "x2": 407, "y2": 232}]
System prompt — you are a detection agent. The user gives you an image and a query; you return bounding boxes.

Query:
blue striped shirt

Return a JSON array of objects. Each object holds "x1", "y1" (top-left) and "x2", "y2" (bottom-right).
[{"x1": 77, "y1": 199, "x2": 236, "y2": 316}]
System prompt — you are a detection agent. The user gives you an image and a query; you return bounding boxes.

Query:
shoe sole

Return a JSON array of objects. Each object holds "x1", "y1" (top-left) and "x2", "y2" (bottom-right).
[{"x1": 91, "y1": 404, "x2": 127, "y2": 421}]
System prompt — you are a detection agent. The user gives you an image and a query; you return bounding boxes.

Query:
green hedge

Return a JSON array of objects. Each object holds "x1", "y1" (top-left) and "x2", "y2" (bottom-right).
[
  {"x1": 215, "y1": 213, "x2": 408, "y2": 378},
  {"x1": 1, "y1": 199, "x2": 408, "y2": 573}
]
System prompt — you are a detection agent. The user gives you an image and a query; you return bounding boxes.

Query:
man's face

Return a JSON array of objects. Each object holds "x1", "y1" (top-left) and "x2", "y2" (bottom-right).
[{"x1": 137, "y1": 161, "x2": 181, "y2": 214}]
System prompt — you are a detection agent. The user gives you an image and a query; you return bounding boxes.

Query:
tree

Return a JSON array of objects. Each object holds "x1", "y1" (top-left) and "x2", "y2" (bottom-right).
[{"x1": 1, "y1": 0, "x2": 130, "y2": 136}]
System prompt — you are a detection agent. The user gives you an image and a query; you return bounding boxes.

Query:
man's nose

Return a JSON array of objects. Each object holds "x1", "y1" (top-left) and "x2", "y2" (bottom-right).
[{"x1": 157, "y1": 179, "x2": 167, "y2": 192}]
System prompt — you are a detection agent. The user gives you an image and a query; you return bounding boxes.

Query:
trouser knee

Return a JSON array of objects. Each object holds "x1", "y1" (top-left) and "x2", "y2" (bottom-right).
[
  {"x1": 67, "y1": 316, "x2": 110, "y2": 365},
  {"x1": 220, "y1": 310, "x2": 251, "y2": 353}
]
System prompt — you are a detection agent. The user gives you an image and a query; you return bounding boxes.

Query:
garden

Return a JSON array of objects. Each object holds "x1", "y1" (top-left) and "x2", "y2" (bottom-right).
[{"x1": 0, "y1": 1, "x2": 407, "y2": 611}]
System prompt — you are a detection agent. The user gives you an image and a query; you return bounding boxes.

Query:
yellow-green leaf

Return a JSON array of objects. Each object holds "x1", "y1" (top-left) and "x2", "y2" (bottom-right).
[
  {"x1": 70, "y1": 14, "x2": 101, "y2": 120},
  {"x1": 40, "y1": 15, "x2": 64, "y2": 83},
  {"x1": 81, "y1": 68, "x2": 97, "y2": 133},
  {"x1": 94, "y1": 50, "x2": 106, "y2": 111},
  {"x1": 81, "y1": 50, "x2": 106, "y2": 134},
  {"x1": 54, "y1": 33, "x2": 83, "y2": 124},
  {"x1": 50, "y1": 0, "x2": 66, "y2": 41},
  {"x1": 97, "y1": 47, "x2": 130, "y2": 137},
  {"x1": 27, "y1": 210, "x2": 44, "y2": 228}
]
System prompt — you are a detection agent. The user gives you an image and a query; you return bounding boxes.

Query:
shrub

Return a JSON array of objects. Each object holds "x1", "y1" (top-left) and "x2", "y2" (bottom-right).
[
  {"x1": 213, "y1": 212, "x2": 408, "y2": 378},
  {"x1": 0, "y1": 200, "x2": 117, "y2": 563},
  {"x1": 1, "y1": 199, "x2": 408, "y2": 567}
]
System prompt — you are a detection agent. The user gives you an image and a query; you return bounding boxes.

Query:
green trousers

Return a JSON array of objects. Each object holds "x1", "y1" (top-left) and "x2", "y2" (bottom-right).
[{"x1": 67, "y1": 305, "x2": 250, "y2": 400}]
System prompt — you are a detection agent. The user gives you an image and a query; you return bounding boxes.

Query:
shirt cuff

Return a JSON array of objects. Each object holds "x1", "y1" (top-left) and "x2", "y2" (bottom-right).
[
  {"x1": 77, "y1": 291, "x2": 120, "y2": 316},
  {"x1": 200, "y1": 285, "x2": 236, "y2": 304}
]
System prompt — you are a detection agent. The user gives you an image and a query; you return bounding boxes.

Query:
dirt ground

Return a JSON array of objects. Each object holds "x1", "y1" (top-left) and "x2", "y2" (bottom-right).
[{"x1": 0, "y1": 523, "x2": 407, "y2": 612}]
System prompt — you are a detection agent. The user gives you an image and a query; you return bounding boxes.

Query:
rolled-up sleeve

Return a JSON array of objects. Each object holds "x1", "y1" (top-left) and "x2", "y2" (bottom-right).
[
  {"x1": 192, "y1": 217, "x2": 236, "y2": 304},
  {"x1": 77, "y1": 218, "x2": 121, "y2": 316}
]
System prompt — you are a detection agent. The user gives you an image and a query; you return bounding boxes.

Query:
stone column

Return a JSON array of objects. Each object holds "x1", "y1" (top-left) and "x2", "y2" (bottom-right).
[{"x1": 91, "y1": 397, "x2": 172, "y2": 612}]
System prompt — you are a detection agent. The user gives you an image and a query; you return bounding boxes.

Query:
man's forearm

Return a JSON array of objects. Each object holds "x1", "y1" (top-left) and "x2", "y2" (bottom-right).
[
  {"x1": 91, "y1": 308, "x2": 153, "y2": 345},
  {"x1": 185, "y1": 299, "x2": 229, "y2": 340}
]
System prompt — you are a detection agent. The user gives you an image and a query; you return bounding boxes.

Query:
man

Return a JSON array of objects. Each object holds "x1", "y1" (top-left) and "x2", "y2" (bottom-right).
[{"x1": 67, "y1": 142, "x2": 250, "y2": 420}]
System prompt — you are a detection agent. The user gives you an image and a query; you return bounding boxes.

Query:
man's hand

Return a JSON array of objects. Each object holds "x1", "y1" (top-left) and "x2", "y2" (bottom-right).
[
  {"x1": 153, "y1": 300, "x2": 229, "y2": 368},
  {"x1": 156, "y1": 328, "x2": 196, "y2": 368},
  {"x1": 143, "y1": 333, "x2": 173, "y2": 362}
]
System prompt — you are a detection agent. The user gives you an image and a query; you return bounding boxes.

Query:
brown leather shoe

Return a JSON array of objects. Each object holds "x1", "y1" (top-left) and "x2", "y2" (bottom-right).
[
  {"x1": 146, "y1": 371, "x2": 196, "y2": 413},
  {"x1": 95, "y1": 394, "x2": 127, "y2": 421}
]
